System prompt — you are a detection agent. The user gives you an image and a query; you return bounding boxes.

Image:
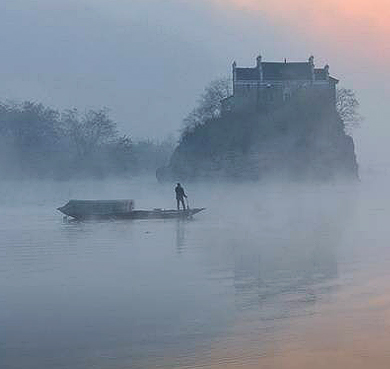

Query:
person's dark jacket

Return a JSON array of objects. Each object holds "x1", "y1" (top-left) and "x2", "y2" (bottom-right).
[{"x1": 175, "y1": 185, "x2": 186, "y2": 200}]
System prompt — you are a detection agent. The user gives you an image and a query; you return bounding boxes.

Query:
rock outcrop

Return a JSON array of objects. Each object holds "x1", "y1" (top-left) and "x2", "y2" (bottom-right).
[{"x1": 157, "y1": 93, "x2": 358, "y2": 182}]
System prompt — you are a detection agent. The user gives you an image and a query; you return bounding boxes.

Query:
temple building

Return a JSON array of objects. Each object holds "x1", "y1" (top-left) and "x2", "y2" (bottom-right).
[{"x1": 222, "y1": 55, "x2": 339, "y2": 113}]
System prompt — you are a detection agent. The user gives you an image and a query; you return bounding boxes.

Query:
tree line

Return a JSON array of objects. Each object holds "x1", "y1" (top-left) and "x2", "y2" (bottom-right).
[{"x1": 0, "y1": 101, "x2": 174, "y2": 179}]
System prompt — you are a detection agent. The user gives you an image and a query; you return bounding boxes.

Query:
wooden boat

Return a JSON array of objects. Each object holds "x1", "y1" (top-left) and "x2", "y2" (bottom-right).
[{"x1": 57, "y1": 200, "x2": 205, "y2": 220}]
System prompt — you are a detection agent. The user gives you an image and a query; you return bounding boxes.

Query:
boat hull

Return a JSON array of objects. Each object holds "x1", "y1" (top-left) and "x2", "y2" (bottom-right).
[{"x1": 57, "y1": 200, "x2": 205, "y2": 220}]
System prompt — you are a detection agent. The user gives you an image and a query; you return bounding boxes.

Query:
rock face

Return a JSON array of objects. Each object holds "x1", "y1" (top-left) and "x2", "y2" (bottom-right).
[{"x1": 157, "y1": 93, "x2": 359, "y2": 182}]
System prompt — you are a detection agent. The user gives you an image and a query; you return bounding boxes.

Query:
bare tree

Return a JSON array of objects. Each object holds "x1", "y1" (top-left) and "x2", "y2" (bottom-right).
[
  {"x1": 62, "y1": 108, "x2": 117, "y2": 157},
  {"x1": 61, "y1": 108, "x2": 85, "y2": 157},
  {"x1": 184, "y1": 77, "x2": 232, "y2": 131},
  {"x1": 82, "y1": 108, "x2": 117, "y2": 147},
  {"x1": 336, "y1": 87, "x2": 363, "y2": 133}
]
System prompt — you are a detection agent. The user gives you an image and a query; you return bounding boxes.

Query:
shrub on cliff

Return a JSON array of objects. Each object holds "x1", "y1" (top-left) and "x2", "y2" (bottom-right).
[{"x1": 162, "y1": 88, "x2": 358, "y2": 182}]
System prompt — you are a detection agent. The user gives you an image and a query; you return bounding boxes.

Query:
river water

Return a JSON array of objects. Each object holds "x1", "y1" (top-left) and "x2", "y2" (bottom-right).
[{"x1": 2, "y1": 174, "x2": 390, "y2": 368}]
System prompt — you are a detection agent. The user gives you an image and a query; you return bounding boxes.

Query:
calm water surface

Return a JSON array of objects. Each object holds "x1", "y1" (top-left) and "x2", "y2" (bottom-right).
[{"x1": 2, "y1": 176, "x2": 390, "y2": 368}]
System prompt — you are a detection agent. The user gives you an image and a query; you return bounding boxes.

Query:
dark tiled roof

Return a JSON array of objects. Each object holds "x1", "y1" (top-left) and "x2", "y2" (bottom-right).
[
  {"x1": 235, "y1": 62, "x2": 313, "y2": 81},
  {"x1": 314, "y1": 68, "x2": 327, "y2": 80},
  {"x1": 262, "y1": 62, "x2": 312, "y2": 80},
  {"x1": 235, "y1": 68, "x2": 259, "y2": 81}
]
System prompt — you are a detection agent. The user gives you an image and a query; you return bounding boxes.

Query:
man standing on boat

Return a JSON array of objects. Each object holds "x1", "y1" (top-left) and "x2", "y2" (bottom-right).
[{"x1": 175, "y1": 183, "x2": 187, "y2": 211}]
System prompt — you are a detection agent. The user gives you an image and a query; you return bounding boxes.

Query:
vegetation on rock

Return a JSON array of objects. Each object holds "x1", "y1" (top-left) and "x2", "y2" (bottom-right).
[{"x1": 158, "y1": 80, "x2": 359, "y2": 182}]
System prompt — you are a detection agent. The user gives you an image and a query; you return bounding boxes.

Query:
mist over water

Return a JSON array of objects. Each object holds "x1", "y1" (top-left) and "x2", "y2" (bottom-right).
[
  {"x1": 1, "y1": 0, "x2": 389, "y2": 366},
  {"x1": 3, "y1": 173, "x2": 389, "y2": 368}
]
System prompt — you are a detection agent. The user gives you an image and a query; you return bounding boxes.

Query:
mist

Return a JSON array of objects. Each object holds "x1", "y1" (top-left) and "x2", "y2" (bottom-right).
[
  {"x1": 3, "y1": 175, "x2": 385, "y2": 368},
  {"x1": 2, "y1": 0, "x2": 390, "y2": 368}
]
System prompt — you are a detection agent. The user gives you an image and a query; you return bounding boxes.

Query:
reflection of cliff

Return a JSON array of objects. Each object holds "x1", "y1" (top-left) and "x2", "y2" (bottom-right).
[
  {"x1": 158, "y1": 92, "x2": 358, "y2": 182},
  {"x1": 231, "y1": 198, "x2": 344, "y2": 314},
  {"x1": 193, "y1": 187, "x2": 354, "y2": 319},
  {"x1": 233, "y1": 241, "x2": 338, "y2": 310}
]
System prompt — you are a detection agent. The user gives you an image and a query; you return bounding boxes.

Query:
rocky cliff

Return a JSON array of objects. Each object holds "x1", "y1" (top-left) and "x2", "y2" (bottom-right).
[{"x1": 157, "y1": 92, "x2": 358, "y2": 182}]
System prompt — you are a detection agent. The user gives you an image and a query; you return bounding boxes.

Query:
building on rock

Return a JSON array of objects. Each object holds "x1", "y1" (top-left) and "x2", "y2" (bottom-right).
[{"x1": 222, "y1": 55, "x2": 338, "y2": 113}]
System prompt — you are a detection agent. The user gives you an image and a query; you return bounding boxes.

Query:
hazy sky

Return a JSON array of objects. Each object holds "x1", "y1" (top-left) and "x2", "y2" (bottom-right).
[{"x1": 1, "y1": 0, "x2": 389, "y2": 168}]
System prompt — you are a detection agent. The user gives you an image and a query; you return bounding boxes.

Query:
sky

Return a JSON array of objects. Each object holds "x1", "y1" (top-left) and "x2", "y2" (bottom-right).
[{"x1": 1, "y1": 0, "x2": 389, "y2": 168}]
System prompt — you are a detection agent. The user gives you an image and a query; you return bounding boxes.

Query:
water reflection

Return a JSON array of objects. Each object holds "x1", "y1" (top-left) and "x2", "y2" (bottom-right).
[
  {"x1": 230, "y1": 201, "x2": 341, "y2": 317},
  {"x1": 175, "y1": 219, "x2": 186, "y2": 254},
  {"x1": 2, "y1": 181, "x2": 361, "y2": 369},
  {"x1": 163, "y1": 188, "x2": 355, "y2": 369}
]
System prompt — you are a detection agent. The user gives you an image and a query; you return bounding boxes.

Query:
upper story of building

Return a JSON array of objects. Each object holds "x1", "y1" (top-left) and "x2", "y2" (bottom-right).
[{"x1": 223, "y1": 55, "x2": 339, "y2": 113}]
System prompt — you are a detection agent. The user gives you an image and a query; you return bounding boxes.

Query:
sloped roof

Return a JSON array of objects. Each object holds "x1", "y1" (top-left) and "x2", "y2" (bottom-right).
[
  {"x1": 235, "y1": 62, "x2": 313, "y2": 81},
  {"x1": 262, "y1": 62, "x2": 312, "y2": 80},
  {"x1": 236, "y1": 68, "x2": 259, "y2": 81},
  {"x1": 235, "y1": 60, "x2": 338, "y2": 83}
]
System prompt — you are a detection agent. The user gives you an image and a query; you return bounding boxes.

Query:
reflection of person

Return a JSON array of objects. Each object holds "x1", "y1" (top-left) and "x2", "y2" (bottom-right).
[
  {"x1": 176, "y1": 219, "x2": 185, "y2": 254},
  {"x1": 175, "y1": 183, "x2": 187, "y2": 210}
]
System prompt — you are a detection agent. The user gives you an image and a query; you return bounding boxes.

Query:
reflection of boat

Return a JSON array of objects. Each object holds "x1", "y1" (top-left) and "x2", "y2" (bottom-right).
[{"x1": 57, "y1": 200, "x2": 205, "y2": 220}]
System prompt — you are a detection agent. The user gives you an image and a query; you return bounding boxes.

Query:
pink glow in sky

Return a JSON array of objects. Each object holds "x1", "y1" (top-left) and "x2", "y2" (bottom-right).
[{"x1": 216, "y1": 0, "x2": 390, "y2": 62}]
